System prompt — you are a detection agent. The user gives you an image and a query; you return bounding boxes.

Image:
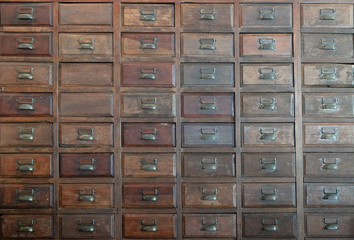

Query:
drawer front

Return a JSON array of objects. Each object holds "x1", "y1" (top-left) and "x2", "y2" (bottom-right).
[
  {"x1": 122, "y1": 33, "x2": 174, "y2": 56},
  {"x1": 0, "y1": 123, "x2": 53, "y2": 147},
  {"x1": 242, "y1": 153, "x2": 295, "y2": 177},
  {"x1": 123, "y1": 214, "x2": 176, "y2": 239},
  {"x1": 241, "y1": 34, "x2": 292, "y2": 57},
  {"x1": 122, "y1": 4, "x2": 174, "y2": 27},
  {"x1": 123, "y1": 183, "x2": 176, "y2": 208},
  {"x1": 302, "y1": 34, "x2": 353, "y2": 58},
  {"x1": 59, "y1": 3, "x2": 112, "y2": 25},
  {"x1": 59, "y1": 123, "x2": 113, "y2": 147},
  {"x1": 183, "y1": 153, "x2": 235, "y2": 177},
  {"x1": 60, "y1": 63, "x2": 113, "y2": 87},
  {"x1": 183, "y1": 183, "x2": 236, "y2": 208},
  {"x1": 242, "y1": 123, "x2": 294, "y2": 147},
  {"x1": 303, "y1": 64, "x2": 353, "y2": 87},
  {"x1": 60, "y1": 153, "x2": 113, "y2": 177},
  {"x1": 0, "y1": 33, "x2": 52, "y2": 56},
  {"x1": 123, "y1": 123, "x2": 175, "y2": 147},
  {"x1": 181, "y1": 33, "x2": 234, "y2": 57},
  {"x1": 306, "y1": 214, "x2": 354, "y2": 237},
  {"x1": 183, "y1": 214, "x2": 236, "y2": 238},
  {"x1": 0, "y1": 154, "x2": 53, "y2": 178},
  {"x1": 122, "y1": 153, "x2": 176, "y2": 178},
  {"x1": 0, "y1": 184, "x2": 53, "y2": 209},
  {"x1": 122, "y1": 93, "x2": 176, "y2": 117},
  {"x1": 59, "y1": 184, "x2": 113, "y2": 208},
  {"x1": 182, "y1": 123, "x2": 235, "y2": 147},
  {"x1": 0, "y1": 3, "x2": 52, "y2": 26},
  {"x1": 242, "y1": 183, "x2": 296, "y2": 208}
]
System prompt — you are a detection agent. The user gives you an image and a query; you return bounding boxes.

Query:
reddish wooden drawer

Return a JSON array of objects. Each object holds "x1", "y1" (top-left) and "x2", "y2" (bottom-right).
[{"x1": 306, "y1": 213, "x2": 354, "y2": 237}]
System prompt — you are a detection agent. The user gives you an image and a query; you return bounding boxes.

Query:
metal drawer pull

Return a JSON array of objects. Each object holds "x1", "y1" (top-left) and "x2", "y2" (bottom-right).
[
  {"x1": 323, "y1": 188, "x2": 339, "y2": 200},
  {"x1": 78, "y1": 128, "x2": 95, "y2": 141},
  {"x1": 258, "y1": 38, "x2": 275, "y2": 50},
  {"x1": 16, "y1": 189, "x2": 34, "y2": 202},
  {"x1": 200, "y1": 9, "x2": 215, "y2": 20},
  {"x1": 322, "y1": 218, "x2": 339, "y2": 230},
  {"x1": 261, "y1": 218, "x2": 278, "y2": 231},
  {"x1": 201, "y1": 128, "x2": 217, "y2": 141},
  {"x1": 259, "y1": 97, "x2": 276, "y2": 110},
  {"x1": 321, "y1": 97, "x2": 338, "y2": 110},
  {"x1": 200, "y1": 67, "x2": 216, "y2": 80},
  {"x1": 201, "y1": 158, "x2": 217, "y2": 171},
  {"x1": 140, "y1": 37, "x2": 157, "y2": 49},
  {"x1": 200, "y1": 188, "x2": 218, "y2": 201},
  {"x1": 261, "y1": 188, "x2": 278, "y2": 201},
  {"x1": 79, "y1": 158, "x2": 96, "y2": 171},
  {"x1": 320, "y1": 157, "x2": 340, "y2": 171},
  {"x1": 77, "y1": 38, "x2": 95, "y2": 50},
  {"x1": 318, "y1": 67, "x2": 337, "y2": 81},
  {"x1": 140, "y1": 9, "x2": 156, "y2": 21},
  {"x1": 17, "y1": 67, "x2": 34, "y2": 80},
  {"x1": 200, "y1": 98, "x2": 216, "y2": 110},
  {"x1": 17, "y1": 159, "x2": 35, "y2": 172},
  {"x1": 141, "y1": 97, "x2": 157, "y2": 110},
  {"x1": 17, "y1": 97, "x2": 35, "y2": 110},
  {"x1": 200, "y1": 38, "x2": 216, "y2": 50},
  {"x1": 320, "y1": 8, "x2": 336, "y2": 20},
  {"x1": 17, "y1": 127, "x2": 34, "y2": 140},
  {"x1": 320, "y1": 128, "x2": 338, "y2": 140},
  {"x1": 17, "y1": 37, "x2": 35, "y2": 50},
  {"x1": 140, "y1": 158, "x2": 158, "y2": 171},
  {"x1": 140, "y1": 219, "x2": 158, "y2": 232},
  {"x1": 140, "y1": 128, "x2": 157, "y2": 140},
  {"x1": 78, "y1": 219, "x2": 95, "y2": 232},
  {"x1": 321, "y1": 39, "x2": 336, "y2": 50},
  {"x1": 17, "y1": 219, "x2": 35, "y2": 233},
  {"x1": 200, "y1": 218, "x2": 218, "y2": 232},
  {"x1": 259, "y1": 8, "x2": 275, "y2": 20},
  {"x1": 260, "y1": 128, "x2": 276, "y2": 140},
  {"x1": 78, "y1": 189, "x2": 95, "y2": 202},
  {"x1": 141, "y1": 189, "x2": 158, "y2": 201},
  {"x1": 17, "y1": 7, "x2": 35, "y2": 21},
  {"x1": 139, "y1": 67, "x2": 156, "y2": 79},
  {"x1": 258, "y1": 68, "x2": 276, "y2": 80},
  {"x1": 260, "y1": 158, "x2": 277, "y2": 172}
]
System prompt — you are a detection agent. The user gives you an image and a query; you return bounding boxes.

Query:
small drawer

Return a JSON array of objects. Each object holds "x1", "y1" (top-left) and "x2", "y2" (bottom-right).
[
  {"x1": 306, "y1": 213, "x2": 354, "y2": 237},
  {"x1": 242, "y1": 183, "x2": 296, "y2": 208},
  {"x1": 1, "y1": 215, "x2": 53, "y2": 239},
  {"x1": 122, "y1": 153, "x2": 176, "y2": 178},
  {"x1": 241, "y1": 34, "x2": 292, "y2": 57},
  {"x1": 0, "y1": 154, "x2": 53, "y2": 178},
  {"x1": 183, "y1": 153, "x2": 235, "y2": 177},
  {"x1": 183, "y1": 183, "x2": 236, "y2": 208},
  {"x1": 123, "y1": 214, "x2": 176, "y2": 239},
  {"x1": 181, "y1": 63, "x2": 234, "y2": 87},
  {"x1": 59, "y1": 184, "x2": 113, "y2": 208},
  {"x1": 0, "y1": 93, "x2": 52, "y2": 117},
  {"x1": 0, "y1": 184, "x2": 53, "y2": 209},
  {"x1": 60, "y1": 153, "x2": 113, "y2": 178},
  {"x1": 122, "y1": 4, "x2": 174, "y2": 27},
  {"x1": 60, "y1": 214, "x2": 114, "y2": 238},
  {"x1": 59, "y1": 3, "x2": 112, "y2": 26},
  {"x1": 183, "y1": 214, "x2": 236, "y2": 238},
  {"x1": 122, "y1": 33, "x2": 174, "y2": 56},
  {"x1": 122, "y1": 123, "x2": 175, "y2": 147},
  {"x1": 59, "y1": 123, "x2": 113, "y2": 147},
  {"x1": 242, "y1": 153, "x2": 295, "y2": 177},
  {"x1": 0, "y1": 3, "x2": 52, "y2": 26},
  {"x1": 181, "y1": 33, "x2": 234, "y2": 57},
  {"x1": 242, "y1": 123, "x2": 294, "y2": 147},
  {"x1": 122, "y1": 93, "x2": 176, "y2": 117},
  {"x1": 182, "y1": 123, "x2": 235, "y2": 147},
  {"x1": 59, "y1": 33, "x2": 112, "y2": 57},
  {"x1": 123, "y1": 183, "x2": 176, "y2": 208},
  {"x1": 301, "y1": 4, "x2": 353, "y2": 28},
  {"x1": 0, "y1": 33, "x2": 52, "y2": 56},
  {"x1": 302, "y1": 34, "x2": 353, "y2": 59},
  {"x1": 243, "y1": 213, "x2": 296, "y2": 238}
]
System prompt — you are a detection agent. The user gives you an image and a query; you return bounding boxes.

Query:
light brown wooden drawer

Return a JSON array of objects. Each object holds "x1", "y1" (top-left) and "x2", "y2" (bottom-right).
[
  {"x1": 183, "y1": 183, "x2": 236, "y2": 208},
  {"x1": 59, "y1": 3, "x2": 112, "y2": 26},
  {"x1": 123, "y1": 214, "x2": 176, "y2": 239},
  {"x1": 306, "y1": 213, "x2": 354, "y2": 237},
  {"x1": 122, "y1": 4, "x2": 174, "y2": 27},
  {"x1": 242, "y1": 153, "x2": 295, "y2": 177},
  {"x1": 59, "y1": 184, "x2": 113, "y2": 208},
  {"x1": 183, "y1": 214, "x2": 236, "y2": 238}
]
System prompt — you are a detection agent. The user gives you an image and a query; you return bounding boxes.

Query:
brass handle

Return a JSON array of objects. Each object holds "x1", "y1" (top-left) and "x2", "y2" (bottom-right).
[
  {"x1": 140, "y1": 128, "x2": 157, "y2": 140},
  {"x1": 78, "y1": 189, "x2": 95, "y2": 202},
  {"x1": 261, "y1": 218, "x2": 278, "y2": 231},
  {"x1": 17, "y1": 67, "x2": 34, "y2": 80},
  {"x1": 78, "y1": 219, "x2": 95, "y2": 232},
  {"x1": 201, "y1": 158, "x2": 217, "y2": 171},
  {"x1": 318, "y1": 67, "x2": 338, "y2": 81},
  {"x1": 321, "y1": 97, "x2": 338, "y2": 110},
  {"x1": 321, "y1": 39, "x2": 336, "y2": 50},
  {"x1": 259, "y1": 8, "x2": 275, "y2": 20},
  {"x1": 140, "y1": 219, "x2": 158, "y2": 232},
  {"x1": 141, "y1": 97, "x2": 157, "y2": 110},
  {"x1": 200, "y1": 9, "x2": 215, "y2": 20},
  {"x1": 200, "y1": 98, "x2": 216, "y2": 110},
  {"x1": 261, "y1": 189, "x2": 278, "y2": 201},
  {"x1": 78, "y1": 128, "x2": 95, "y2": 141},
  {"x1": 258, "y1": 68, "x2": 276, "y2": 80},
  {"x1": 201, "y1": 128, "x2": 217, "y2": 141},
  {"x1": 17, "y1": 97, "x2": 35, "y2": 110},
  {"x1": 200, "y1": 218, "x2": 218, "y2": 232},
  {"x1": 140, "y1": 38, "x2": 157, "y2": 49},
  {"x1": 200, "y1": 188, "x2": 218, "y2": 201},
  {"x1": 17, "y1": 7, "x2": 35, "y2": 21},
  {"x1": 17, "y1": 219, "x2": 35, "y2": 233},
  {"x1": 140, "y1": 9, "x2": 156, "y2": 21},
  {"x1": 258, "y1": 38, "x2": 276, "y2": 50},
  {"x1": 141, "y1": 189, "x2": 158, "y2": 201},
  {"x1": 139, "y1": 67, "x2": 156, "y2": 79},
  {"x1": 17, "y1": 127, "x2": 34, "y2": 140},
  {"x1": 320, "y1": 157, "x2": 340, "y2": 171},
  {"x1": 260, "y1": 158, "x2": 277, "y2": 172},
  {"x1": 140, "y1": 158, "x2": 158, "y2": 171},
  {"x1": 323, "y1": 188, "x2": 339, "y2": 200},
  {"x1": 200, "y1": 67, "x2": 216, "y2": 80},
  {"x1": 322, "y1": 218, "x2": 339, "y2": 230},
  {"x1": 79, "y1": 158, "x2": 96, "y2": 171},
  {"x1": 259, "y1": 97, "x2": 276, "y2": 110},
  {"x1": 17, "y1": 159, "x2": 35, "y2": 172},
  {"x1": 77, "y1": 38, "x2": 95, "y2": 50},
  {"x1": 17, "y1": 37, "x2": 35, "y2": 50},
  {"x1": 200, "y1": 38, "x2": 216, "y2": 50},
  {"x1": 16, "y1": 189, "x2": 34, "y2": 202},
  {"x1": 320, "y1": 8, "x2": 336, "y2": 20},
  {"x1": 320, "y1": 128, "x2": 338, "y2": 140},
  {"x1": 260, "y1": 128, "x2": 276, "y2": 140}
]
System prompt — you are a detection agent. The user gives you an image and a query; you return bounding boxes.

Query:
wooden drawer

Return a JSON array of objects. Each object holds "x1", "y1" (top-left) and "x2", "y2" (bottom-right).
[
  {"x1": 241, "y1": 34, "x2": 292, "y2": 57},
  {"x1": 122, "y1": 4, "x2": 174, "y2": 27},
  {"x1": 242, "y1": 183, "x2": 296, "y2": 208},
  {"x1": 122, "y1": 153, "x2": 176, "y2": 178},
  {"x1": 182, "y1": 123, "x2": 235, "y2": 147},
  {"x1": 122, "y1": 33, "x2": 174, "y2": 56},
  {"x1": 59, "y1": 3, "x2": 112, "y2": 26},
  {"x1": 302, "y1": 34, "x2": 353, "y2": 59},
  {"x1": 0, "y1": 184, "x2": 53, "y2": 209},
  {"x1": 181, "y1": 63, "x2": 234, "y2": 87},
  {"x1": 59, "y1": 123, "x2": 113, "y2": 147},
  {"x1": 122, "y1": 123, "x2": 175, "y2": 147},
  {"x1": 0, "y1": 93, "x2": 52, "y2": 117},
  {"x1": 59, "y1": 33, "x2": 112, "y2": 57},
  {"x1": 242, "y1": 153, "x2": 295, "y2": 177},
  {"x1": 0, "y1": 123, "x2": 52, "y2": 147},
  {"x1": 0, "y1": 3, "x2": 52, "y2": 26},
  {"x1": 306, "y1": 213, "x2": 354, "y2": 237},
  {"x1": 60, "y1": 153, "x2": 113, "y2": 178},
  {"x1": 1, "y1": 215, "x2": 53, "y2": 239},
  {"x1": 183, "y1": 183, "x2": 236, "y2": 208},
  {"x1": 0, "y1": 154, "x2": 53, "y2": 178},
  {"x1": 60, "y1": 214, "x2": 114, "y2": 238},
  {"x1": 183, "y1": 153, "x2": 235, "y2": 177},
  {"x1": 242, "y1": 123, "x2": 294, "y2": 147},
  {"x1": 183, "y1": 214, "x2": 236, "y2": 238},
  {"x1": 59, "y1": 184, "x2": 113, "y2": 208},
  {"x1": 122, "y1": 93, "x2": 176, "y2": 117},
  {"x1": 123, "y1": 183, "x2": 176, "y2": 208},
  {"x1": 181, "y1": 33, "x2": 234, "y2": 57},
  {"x1": 0, "y1": 33, "x2": 52, "y2": 56}
]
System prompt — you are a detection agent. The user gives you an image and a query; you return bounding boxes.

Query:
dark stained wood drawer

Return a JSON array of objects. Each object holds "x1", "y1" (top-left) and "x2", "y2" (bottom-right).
[
  {"x1": 0, "y1": 184, "x2": 53, "y2": 209},
  {"x1": 60, "y1": 153, "x2": 113, "y2": 178},
  {"x1": 306, "y1": 214, "x2": 354, "y2": 237},
  {"x1": 123, "y1": 214, "x2": 176, "y2": 239},
  {"x1": 183, "y1": 183, "x2": 236, "y2": 208}
]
